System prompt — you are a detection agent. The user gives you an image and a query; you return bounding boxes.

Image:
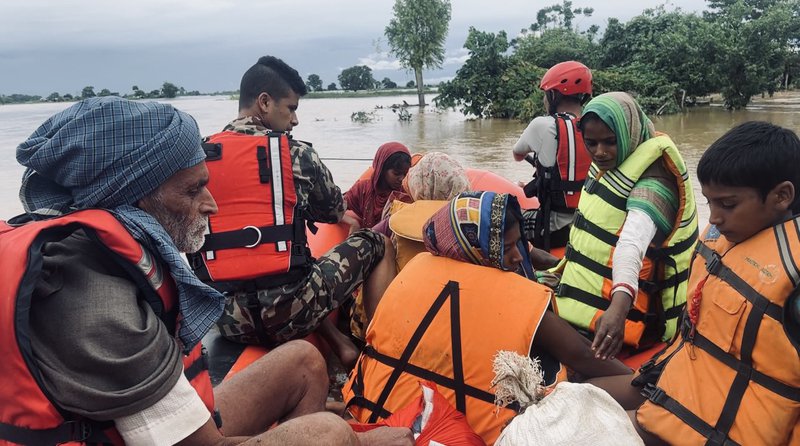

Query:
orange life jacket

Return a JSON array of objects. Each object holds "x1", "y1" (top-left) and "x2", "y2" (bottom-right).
[
  {"x1": 0, "y1": 210, "x2": 217, "y2": 445},
  {"x1": 343, "y1": 253, "x2": 561, "y2": 445},
  {"x1": 529, "y1": 113, "x2": 591, "y2": 251},
  {"x1": 193, "y1": 131, "x2": 312, "y2": 285},
  {"x1": 636, "y1": 222, "x2": 800, "y2": 445}
]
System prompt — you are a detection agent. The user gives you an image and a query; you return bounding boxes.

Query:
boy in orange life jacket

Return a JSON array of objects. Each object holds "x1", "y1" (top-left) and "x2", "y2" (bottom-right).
[
  {"x1": 588, "y1": 121, "x2": 800, "y2": 445},
  {"x1": 199, "y1": 56, "x2": 397, "y2": 369}
]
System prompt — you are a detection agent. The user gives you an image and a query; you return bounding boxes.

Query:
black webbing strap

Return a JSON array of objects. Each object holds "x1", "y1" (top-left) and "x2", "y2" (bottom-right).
[
  {"x1": 345, "y1": 354, "x2": 394, "y2": 420},
  {"x1": 564, "y1": 244, "x2": 688, "y2": 295},
  {"x1": 201, "y1": 224, "x2": 294, "y2": 252},
  {"x1": 696, "y1": 243, "x2": 783, "y2": 322},
  {"x1": 449, "y1": 287, "x2": 467, "y2": 414},
  {"x1": 583, "y1": 176, "x2": 628, "y2": 211},
  {"x1": 642, "y1": 384, "x2": 741, "y2": 446},
  {"x1": 558, "y1": 283, "x2": 654, "y2": 324},
  {"x1": 572, "y1": 212, "x2": 699, "y2": 260},
  {"x1": 367, "y1": 281, "x2": 457, "y2": 423},
  {"x1": 362, "y1": 346, "x2": 511, "y2": 410},
  {"x1": 691, "y1": 331, "x2": 800, "y2": 402},
  {"x1": 550, "y1": 178, "x2": 585, "y2": 192},
  {"x1": 256, "y1": 146, "x2": 271, "y2": 183},
  {"x1": 0, "y1": 420, "x2": 113, "y2": 445}
]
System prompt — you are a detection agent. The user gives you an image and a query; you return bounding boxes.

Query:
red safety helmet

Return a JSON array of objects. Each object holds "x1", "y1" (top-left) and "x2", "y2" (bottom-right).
[{"x1": 539, "y1": 61, "x2": 592, "y2": 96}]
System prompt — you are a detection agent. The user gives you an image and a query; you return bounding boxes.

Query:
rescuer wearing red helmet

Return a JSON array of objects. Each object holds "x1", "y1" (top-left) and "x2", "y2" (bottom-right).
[{"x1": 514, "y1": 61, "x2": 593, "y2": 253}]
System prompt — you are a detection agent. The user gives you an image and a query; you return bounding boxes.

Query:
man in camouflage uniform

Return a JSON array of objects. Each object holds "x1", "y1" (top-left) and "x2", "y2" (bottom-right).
[{"x1": 207, "y1": 56, "x2": 396, "y2": 367}]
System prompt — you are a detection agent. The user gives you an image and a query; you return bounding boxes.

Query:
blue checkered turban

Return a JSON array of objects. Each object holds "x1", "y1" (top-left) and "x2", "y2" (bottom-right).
[{"x1": 16, "y1": 97, "x2": 223, "y2": 351}]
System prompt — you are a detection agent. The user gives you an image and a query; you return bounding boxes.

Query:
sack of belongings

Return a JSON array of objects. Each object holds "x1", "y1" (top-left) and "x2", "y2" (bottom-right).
[{"x1": 492, "y1": 351, "x2": 643, "y2": 446}]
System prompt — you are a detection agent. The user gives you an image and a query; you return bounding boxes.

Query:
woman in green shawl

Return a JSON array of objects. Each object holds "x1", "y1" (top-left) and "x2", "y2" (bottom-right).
[{"x1": 553, "y1": 92, "x2": 698, "y2": 361}]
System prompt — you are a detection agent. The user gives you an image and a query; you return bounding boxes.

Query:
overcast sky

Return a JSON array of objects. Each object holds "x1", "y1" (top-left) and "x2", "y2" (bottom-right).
[{"x1": 0, "y1": 0, "x2": 704, "y2": 97}]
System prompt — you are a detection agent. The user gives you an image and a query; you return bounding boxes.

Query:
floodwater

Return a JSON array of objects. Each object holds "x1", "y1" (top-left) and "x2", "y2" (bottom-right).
[{"x1": 2, "y1": 93, "x2": 800, "y2": 227}]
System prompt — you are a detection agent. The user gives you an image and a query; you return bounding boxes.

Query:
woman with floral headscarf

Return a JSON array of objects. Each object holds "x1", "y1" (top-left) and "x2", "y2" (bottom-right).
[
  {"x1": 552, "y1": 92, "x2": 698, "y2": 362},
  {"x1": 344, "y1": 191, "x2": 631, "y2": 445}
]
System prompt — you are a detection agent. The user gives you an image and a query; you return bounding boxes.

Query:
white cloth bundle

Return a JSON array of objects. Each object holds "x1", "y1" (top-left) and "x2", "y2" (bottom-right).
[{"x1": 492, "y1": 351, "x2": 643, "y2": 446}]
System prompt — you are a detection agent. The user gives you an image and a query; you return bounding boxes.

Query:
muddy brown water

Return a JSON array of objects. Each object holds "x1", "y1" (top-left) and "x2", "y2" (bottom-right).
[{"x1": 3, "y1": 93, "x2": 799, "y2": 229}]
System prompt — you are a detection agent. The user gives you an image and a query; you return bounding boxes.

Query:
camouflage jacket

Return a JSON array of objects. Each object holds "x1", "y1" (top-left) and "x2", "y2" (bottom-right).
[{"x1": 214, "y1": 117, "x2": 345, "y2": 223}]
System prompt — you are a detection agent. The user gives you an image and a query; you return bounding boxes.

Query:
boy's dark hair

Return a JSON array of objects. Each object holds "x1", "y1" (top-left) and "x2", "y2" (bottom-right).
[
  {"x1": 239, "y1": 56, "x2": 308, "y2": 110},
  {"x1": 697, "y1": 121, "x2": 800, "y2": 212},
  {"x1": 382, "y1": 152, "x2": 412, "y2": 173}
]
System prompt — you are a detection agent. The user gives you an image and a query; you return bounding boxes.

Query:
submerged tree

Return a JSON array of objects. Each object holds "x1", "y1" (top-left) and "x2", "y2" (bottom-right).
[{"x1": 385, "y1": 0, "x2": 452, "y2": 106}]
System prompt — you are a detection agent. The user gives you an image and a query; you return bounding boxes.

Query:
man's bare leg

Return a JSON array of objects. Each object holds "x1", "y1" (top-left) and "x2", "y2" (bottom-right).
[
  {"x1": 362, "y1": 235, "x2": 396, "y2": 322},
  {"x1": 318, "y1": 316, "x2": 359, "y2": 369},
  {"x1": 214, "y1": 340, "x2": 329, "y2": 435}
]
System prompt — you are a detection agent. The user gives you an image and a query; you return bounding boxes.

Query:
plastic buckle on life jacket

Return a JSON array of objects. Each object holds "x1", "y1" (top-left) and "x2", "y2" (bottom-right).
[
  {"x1": 641, "y1": 383, "x2": 667, "y2": 405},
  {"x1": 705, "y1": 252, "x2": 723, "y2": 275}
]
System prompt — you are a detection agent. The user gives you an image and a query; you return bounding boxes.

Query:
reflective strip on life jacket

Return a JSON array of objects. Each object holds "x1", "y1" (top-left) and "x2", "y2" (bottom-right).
[
  {"x1": 637, "y1": 221, "x2": 800, "y2": 445},
  {"x1": 554, "y1": 134, "x2": 698, "y2": 346},
  {"x1": 199, "y1": 131, "x2": 311, "y2": 283},
  {"x1": 0, "y1": 210, "x2": 217, "y2": 445}
]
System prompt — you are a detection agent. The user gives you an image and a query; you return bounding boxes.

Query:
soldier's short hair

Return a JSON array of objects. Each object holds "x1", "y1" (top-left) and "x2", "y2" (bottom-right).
[{"x1": 239, "y1": 56, "x2": 308, "y2": 110}]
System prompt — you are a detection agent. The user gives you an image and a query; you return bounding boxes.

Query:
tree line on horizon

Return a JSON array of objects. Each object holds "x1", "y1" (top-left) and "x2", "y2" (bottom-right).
[
  {"x1": 0, "y1": 82, "x2": 211, "y2": 105},
  {"x1": 305, "y1": 71, "x2": 417, "y2": 92}
]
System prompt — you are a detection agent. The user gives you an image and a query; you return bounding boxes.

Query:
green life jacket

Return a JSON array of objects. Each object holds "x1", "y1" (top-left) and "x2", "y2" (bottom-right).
[{"x1": 554, "y1": 134, "x2": 698, "y2": 347}]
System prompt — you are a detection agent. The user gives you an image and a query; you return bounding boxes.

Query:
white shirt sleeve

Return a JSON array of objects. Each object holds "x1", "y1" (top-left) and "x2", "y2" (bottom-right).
[
  {"x1": 512, "y1": 117, "x2": 558, "y2": 167},
  {"x1": 611, "y1": 209, "x2": 658, "y2": 298},
  {"x1": 114, "y1": 370, "x2": 211, "y2": 446}
]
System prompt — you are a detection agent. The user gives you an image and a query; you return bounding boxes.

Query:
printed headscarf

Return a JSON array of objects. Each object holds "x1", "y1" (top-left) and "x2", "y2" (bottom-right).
[
  {"x1": 16, "y1": 97, "x2": 223, "y2": 351},
  {"x1": 406, "y1": 152, "x2": 471, "y2": 201},
  {"x1": 345, "y1": 141, "x2": 411, "y2": 228},
  {"x1": 423, "y1": 191, "x2": 533, "y2": 278},
  {"x1": 581, "y1": 92, "x2": 656, "y2": 166}
]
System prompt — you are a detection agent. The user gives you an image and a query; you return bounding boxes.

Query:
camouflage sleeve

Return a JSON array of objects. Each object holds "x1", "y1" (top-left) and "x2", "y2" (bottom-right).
[{"x1": 295, "y1": 142, "x2": 345, "y2": 223}]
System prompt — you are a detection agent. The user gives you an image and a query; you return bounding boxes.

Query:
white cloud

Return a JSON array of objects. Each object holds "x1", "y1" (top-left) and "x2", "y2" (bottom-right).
[
  {"x1": 357, "y1": 53, "x2": 403, "y2": 71},
  {"x1": 443, "y1": 48, "x2": 470, "y2": 66}
]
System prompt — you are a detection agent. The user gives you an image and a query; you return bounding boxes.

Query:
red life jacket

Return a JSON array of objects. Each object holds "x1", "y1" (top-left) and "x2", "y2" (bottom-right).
[
  {"x1": 532, "y1": 113, "x2": 590, "y2": 211},
  {"x1": 0, "y1": 210, "x2": 217, "y2": 445},
  {"x1": 530, "y1": 113, "x2": 591, "y2": 251},
  {"x1": 192, "y1": 131, "x2": 312, "y2": 286}
]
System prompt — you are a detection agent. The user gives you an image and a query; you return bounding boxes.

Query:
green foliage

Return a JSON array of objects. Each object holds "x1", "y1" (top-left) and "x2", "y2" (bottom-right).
[
  {"x1": 435, "y1": 27, "x2": 511, "y2": 117},
  {"x1": 437, "y1": 0, "x2": 800, "y2": 118},
  {"x1": 514, "y1": 28, "x2": 597, "y2": 69},
  {"x1": 382, "y1": 77, "x2": 398, "y2": 89},
  {"x1": 706, "y1": 0, "x2": 800, "y2": 108},
  {"x1": 306, "y1": 74, "x2": 323, "y2": 92},
  {"x1": 338, "y1": 65, "x2": 377, "y2": 91},
  {"x1": 161, "y1": 82, "x2": 179, "y2": 98},
  {"x1": 81, "y1": 86, "x2": 96, "y2": 99},
  {"x1": 0, "y1": 94, "x2": 42, "y2": 104},
  {"x1": 46, "y1": 92, "x2": 61, "y2": 102},
  {"x1": 393, "y1": 106, "x2": 413, "y2": 121},
  {"x1": 385, "y1": 0, "x2": 451, "y2": 105},
  {"x1": 592, "y1": 64, "x2": 680, "y2": 114},
  {"x1": 351, "y1": 110, "x2": 378, "y2": 123},
  {"x1": 406, "y1": 80, "x2": 416, "y2": 88},
  {"x1": 327, "y1": 82, "x2": 338, "y2": 91},
  {"x1": 528, "y1": 0, "x2": 594, "y2": 32}
]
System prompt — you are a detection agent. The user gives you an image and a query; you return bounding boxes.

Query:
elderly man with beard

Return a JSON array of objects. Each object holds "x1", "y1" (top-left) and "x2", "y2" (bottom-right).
[{"x1": 0, "y1": 97, "x2": 411, "y2": 446}]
